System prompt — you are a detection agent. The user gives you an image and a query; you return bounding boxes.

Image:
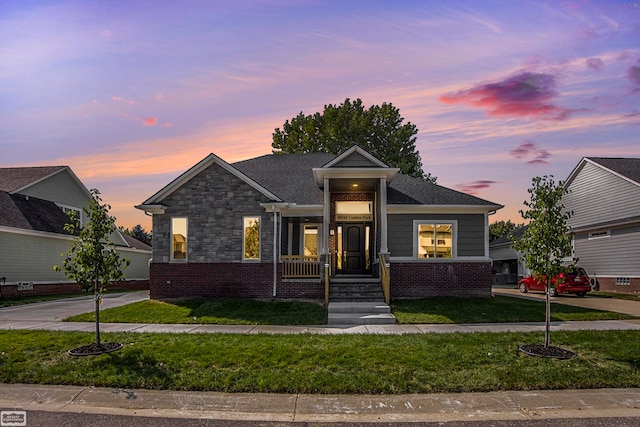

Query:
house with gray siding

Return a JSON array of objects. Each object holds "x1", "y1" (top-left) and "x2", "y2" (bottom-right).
[
  {"x1": 563, "y1": 157, "x2": 640, "y2": 294},
  {"x1": 0, "y1": 166, "x2": 151, "y2": 297},
  {"x1": 137, "y1": 146, "x2": 502, "y2": 302}
]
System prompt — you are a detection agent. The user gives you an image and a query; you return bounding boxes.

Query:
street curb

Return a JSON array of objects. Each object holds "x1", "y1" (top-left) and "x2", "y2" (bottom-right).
[{"x1": 1, "y1": 384, "x2": 639, "y2": 422}]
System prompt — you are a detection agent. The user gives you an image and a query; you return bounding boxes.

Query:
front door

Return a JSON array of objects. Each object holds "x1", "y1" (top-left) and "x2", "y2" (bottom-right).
[{"x1": 339, "y1": 223, "x2": 371, "y2": 274}]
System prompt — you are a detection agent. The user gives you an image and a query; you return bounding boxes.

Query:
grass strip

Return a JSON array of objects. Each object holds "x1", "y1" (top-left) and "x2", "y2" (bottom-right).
[
  {"x1": 1, "y1": 329, "x2": 639, "y2": 394},
  {"x1": 392, "y1": 295, "x2": 636, "y2": 324}
]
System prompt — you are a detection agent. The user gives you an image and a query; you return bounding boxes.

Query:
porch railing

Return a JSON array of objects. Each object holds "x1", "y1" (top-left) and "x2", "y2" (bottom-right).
[
  {"x1": 281, "y1": 255, "x2": 321, "y2": 278},
  {"x1": 380, "y1": 253, "x2": 390, "y2": 305}
]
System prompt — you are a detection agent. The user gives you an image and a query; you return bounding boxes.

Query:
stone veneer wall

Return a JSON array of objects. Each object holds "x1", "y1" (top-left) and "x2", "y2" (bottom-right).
[
  {"x1": 390, "y1": 261, "x2": 492, "y2": 298},
  {"x1": 151, "y1": 162, "x2": 274, "y2": 264}
]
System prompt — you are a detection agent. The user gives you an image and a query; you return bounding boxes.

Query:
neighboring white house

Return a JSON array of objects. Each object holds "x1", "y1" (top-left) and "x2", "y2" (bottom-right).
[
  {"x1": 0, "y1": 166, "x2": 151, "y2": 297},
  {"x1": 562, "y1": 157, "x2": 640, "y2": 294}
]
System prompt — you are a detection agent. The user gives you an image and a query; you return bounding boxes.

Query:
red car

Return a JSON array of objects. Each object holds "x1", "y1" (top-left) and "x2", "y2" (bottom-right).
[{"x1": 518, "y1": 267, "x2": 591, "y2": 297}]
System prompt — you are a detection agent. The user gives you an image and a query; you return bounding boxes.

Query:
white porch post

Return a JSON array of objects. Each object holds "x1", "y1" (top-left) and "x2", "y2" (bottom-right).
[
  {"x1": 322, "y1": 177, "x2": 330, "y2": 254},
  {"x1": 380, "y1": 177, "x2": 388, "y2": 254}
]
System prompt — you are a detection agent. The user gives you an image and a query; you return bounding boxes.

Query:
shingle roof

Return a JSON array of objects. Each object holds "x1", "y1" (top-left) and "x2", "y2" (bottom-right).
[
  {"x1": 233, "y1": 153, "x2": 501, "y2": 207},
  {"x1": 0, "y1": 166, "x2": 66, "y2": 193},
  {"x1": 121, "y1": 233, "x2": 152, "y2": 250},
  {"x1": 0, "y1": 191, "x2": 71, "y2": 234},
  {"x1": 588, "y1": 157, "x2": 640, "y2": 185},
  {"x1": 233, "y1": 153, "x2": 335, "y2": 205},
  {"x1": 388, "y1": 174, "x2": 501, "y2": 206}
]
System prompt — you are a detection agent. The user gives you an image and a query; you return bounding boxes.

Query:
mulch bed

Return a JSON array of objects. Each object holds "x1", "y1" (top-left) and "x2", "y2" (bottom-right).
[
  {"x1": 519, "y1": 344, "x2": 577, "y2": 359},
  {"x1": 68, "y1": 342, "x2": 123, "y2": 356}
]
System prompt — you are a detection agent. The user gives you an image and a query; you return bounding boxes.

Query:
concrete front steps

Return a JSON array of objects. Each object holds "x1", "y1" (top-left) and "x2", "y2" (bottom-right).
[
  {"x1": 327, "y1": 302, "x2": 396, "y2": 325},
  {"x1": 329, "y1": 277, "x2": 385, "y2": 302}
]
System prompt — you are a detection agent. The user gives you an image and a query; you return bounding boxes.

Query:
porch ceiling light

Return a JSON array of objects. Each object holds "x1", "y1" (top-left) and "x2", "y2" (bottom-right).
[{"x1": 352, "y1": 183, "x2": 359, "y2": 188}]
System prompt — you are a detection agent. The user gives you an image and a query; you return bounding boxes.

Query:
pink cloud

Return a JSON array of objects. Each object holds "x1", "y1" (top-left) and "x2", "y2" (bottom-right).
[
  {"x1": 455, "y1": 180, "x2": 499, "y2": 195},
  {"x1": 143, "y1": 117, "x2": 158, "y2": 126},
  {"x1": 509, "y1": 141, "x2": 552, "y2": 165},
  {"x1": 112, "y1": 96, "x2": 136, "y2": 105},
  {"x1": 439, "y1": 72, "x2": 574, "y2": 121},
  {"x1": 586, "y1": 58, "x2": 604, "y2": 71}
]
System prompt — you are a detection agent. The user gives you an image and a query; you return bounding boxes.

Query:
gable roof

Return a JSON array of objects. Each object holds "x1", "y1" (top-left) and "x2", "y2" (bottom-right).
[
  {"x1": 565, "y1": 157, "x2": 640, "y2": 188},
  {"x1": 587, "y1": 157, "x2": 640, "y2": 185},
  {"x1": 0, "y1": 191, "x2": 72, "y2": 234},
  {"x1": 137, "y1": 153, "x2": 283, "y2": 210},
  {"x1": 0, "y1": 166, "x2": 67, "y2": 193},
  {"x1": 139, "y1": 149, "x2": 503, "y2": 211}
]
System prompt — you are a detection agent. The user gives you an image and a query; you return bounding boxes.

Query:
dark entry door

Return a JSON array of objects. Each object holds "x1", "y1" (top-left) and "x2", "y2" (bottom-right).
[{"x1": 343, "y1": 224, "x2": 365, "y2": 274}]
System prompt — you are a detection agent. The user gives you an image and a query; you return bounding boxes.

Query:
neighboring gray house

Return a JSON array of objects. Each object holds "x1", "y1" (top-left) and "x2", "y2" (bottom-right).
[
  {"x1": 489, "y1": 226, "x2": 526, "y2": 286},
  {"x1": 136, "y1": 146, "x2": 503, "y2": 302},
  {"x1": 0, "y1": 166, "x2": 151, "y2": 297},
  {"x1": 563, "y1": 157, "x2": 640, "y2": 294}
]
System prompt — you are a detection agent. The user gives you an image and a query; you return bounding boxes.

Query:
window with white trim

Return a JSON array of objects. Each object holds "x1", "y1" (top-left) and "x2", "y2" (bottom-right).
[
  {"x1": 59, "y1": 205, "x2": 82, "y2": 227},
  {"x1": 414, "y1": 221, "x2": 456, "y2": 259},
  {"x1": 302, "y1": 224, "x2": 319, "y2": 256},
  {"x1": 171, "y1": 217, "x2": 188, "y2": 260},
  {"x1": 588, "y1": 230, "x2": 610, "y2": 240},
  {"x1": 243, "y1": 216, "x2": 261, "y2": 260}
]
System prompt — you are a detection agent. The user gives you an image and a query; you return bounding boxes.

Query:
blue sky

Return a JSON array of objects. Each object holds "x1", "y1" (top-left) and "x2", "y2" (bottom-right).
[{"x1": 2, "y1": 0, "x2": 639, "y2": 228}]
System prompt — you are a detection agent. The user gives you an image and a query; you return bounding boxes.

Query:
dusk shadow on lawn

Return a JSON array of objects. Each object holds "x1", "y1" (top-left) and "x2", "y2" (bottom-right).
[
  {"x1": 176, "y1": 298, "x2": 327, "y2": 325},
  {"x1": 391, "y1": 296, "x2": 626, "y2": 324}
]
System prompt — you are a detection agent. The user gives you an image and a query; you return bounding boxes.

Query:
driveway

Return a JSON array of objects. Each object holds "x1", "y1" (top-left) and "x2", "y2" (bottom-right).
[
  {"x1": 493, "y1": 286, "x2": 640, "y2": 317},
  {"x1": 0, "y1": 291, "x2": 149, "y2": 322}
]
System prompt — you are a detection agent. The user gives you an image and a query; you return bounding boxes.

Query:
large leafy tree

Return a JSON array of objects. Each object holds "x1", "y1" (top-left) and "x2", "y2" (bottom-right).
[
  {"x1": 121, "y1": 224, "x2": 152, "y2": 246},
  {"x1": 489, "y1": 220, "x2": 521, "y2": 241},
  {"x1": 272, "y1": 98, "x2": 436, "y2": 183},
  {"x1": 511, "y1": 176, "x2": 575, "y2": 348},
  {"x1": 55, "y1": 189, "x2": 130, "y2": 349}
]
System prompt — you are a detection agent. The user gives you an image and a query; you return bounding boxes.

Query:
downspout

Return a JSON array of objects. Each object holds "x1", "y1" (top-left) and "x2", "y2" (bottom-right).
[{"x1": 273, "y1": 206, "x2": 278, "y2": 297}]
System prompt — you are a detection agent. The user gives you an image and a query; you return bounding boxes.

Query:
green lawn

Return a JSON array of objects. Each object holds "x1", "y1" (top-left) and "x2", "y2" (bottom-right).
[
  {"x1": 1, "y1": 329, "x2": 639, "y2": 393},
  {"x1": 392, "y1": 296, "x2": 636, "y2": 324},
  {"x1": 64, "y1": 295, "x2": 634, "y2": 325},
  {"x1": 65, "y1": 298, "x2": 328, "y2": 325}
]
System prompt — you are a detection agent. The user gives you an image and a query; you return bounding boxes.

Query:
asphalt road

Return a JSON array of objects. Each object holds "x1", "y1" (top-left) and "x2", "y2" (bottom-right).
[{"x1": 19, "y1": 411, "x2": 640, "y2": 427}]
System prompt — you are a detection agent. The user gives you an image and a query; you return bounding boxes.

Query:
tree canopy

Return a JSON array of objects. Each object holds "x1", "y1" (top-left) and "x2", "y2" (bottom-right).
[
  {"x1": 489, "y1": 220, "x2": 522, "y2": 242},
  {"x1": 272, "y1": 98, "x2": 436, "y2": 183}
]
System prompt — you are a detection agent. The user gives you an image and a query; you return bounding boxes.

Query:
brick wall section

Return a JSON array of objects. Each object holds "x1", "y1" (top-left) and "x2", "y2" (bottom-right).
[
  {"x1": 593, "y1": 277, "x2": 640, "y2": 295},
  {"x1": 150, "y1": 262, "x2": 323, "y2": 299},
  {"x1": 391, "y1": 261, "x2": 492, "y2": 298},
  {"x1": 0, "y1": 279, "x2": 149, "y2": 299}
]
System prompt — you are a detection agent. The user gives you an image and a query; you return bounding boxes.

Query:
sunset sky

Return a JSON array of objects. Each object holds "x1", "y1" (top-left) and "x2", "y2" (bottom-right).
[{"x1": 2, "y1": 0, "x2": 639, "y2": 230}]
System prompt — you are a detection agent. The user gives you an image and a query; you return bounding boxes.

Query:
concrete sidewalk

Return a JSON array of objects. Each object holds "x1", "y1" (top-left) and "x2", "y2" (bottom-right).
[
  {"x1": 1, "y1": 383, "x2": 639, "y2": 423},
  {"x1": 2, "y1": 288, "x2": 640, "y2": 334}
]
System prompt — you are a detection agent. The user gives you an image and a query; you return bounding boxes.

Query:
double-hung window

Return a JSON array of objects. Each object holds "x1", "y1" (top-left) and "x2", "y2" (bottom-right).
[{"x1": 414, "y1": 221, "x2": 456, "y2": 259}]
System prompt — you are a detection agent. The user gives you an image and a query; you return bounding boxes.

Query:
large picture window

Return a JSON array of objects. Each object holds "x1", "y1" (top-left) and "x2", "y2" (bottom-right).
[
  {"x1": 243, "y1": 216, "x2": 261, "y2": 260},
  {"x1": 171, "y1": 217, "x2": 188, "y2": 260},
  {"x1": 415, "y1": 221, "x2": 455, "y2": 259}
]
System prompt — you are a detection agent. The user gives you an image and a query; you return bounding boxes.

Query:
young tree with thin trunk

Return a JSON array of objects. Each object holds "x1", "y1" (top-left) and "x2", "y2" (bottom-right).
[
  {"x1": 55, "y1": 189, "x2": 130, "y2": 351},
  {"x1": 512, "y1": 175, "x2": 576, "y2": 348}
]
